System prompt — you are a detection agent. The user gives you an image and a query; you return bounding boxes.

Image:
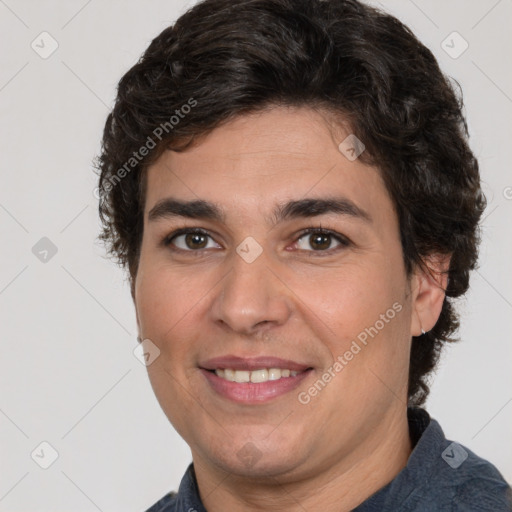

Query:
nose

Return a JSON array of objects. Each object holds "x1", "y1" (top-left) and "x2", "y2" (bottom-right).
[{"x1": 209, "y1": 246, "x2": 293, "y2": 336}]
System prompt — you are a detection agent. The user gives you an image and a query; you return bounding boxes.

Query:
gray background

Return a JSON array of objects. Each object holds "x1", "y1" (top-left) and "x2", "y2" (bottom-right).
[{"x1": 1, "y1": 0, "x2": 511, "y2": 510}]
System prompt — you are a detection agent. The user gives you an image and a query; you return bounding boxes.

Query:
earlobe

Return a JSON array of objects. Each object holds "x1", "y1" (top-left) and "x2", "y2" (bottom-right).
[{"x1": 410, "y1": 254, "x2": 451, "y2": 337}]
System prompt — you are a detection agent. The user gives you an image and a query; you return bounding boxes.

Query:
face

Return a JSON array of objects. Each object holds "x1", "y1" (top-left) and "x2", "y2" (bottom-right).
[{"x1": 134, "y1": 106, "x2": 417, "y2": 481}]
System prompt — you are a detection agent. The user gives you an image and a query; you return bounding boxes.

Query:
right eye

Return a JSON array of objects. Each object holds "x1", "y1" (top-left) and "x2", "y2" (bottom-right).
[{"x1": 164, "y1": 229, "x2": 221, "y2": 252}]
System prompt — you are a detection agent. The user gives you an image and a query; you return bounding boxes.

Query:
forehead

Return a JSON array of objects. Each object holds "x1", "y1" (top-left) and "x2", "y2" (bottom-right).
[{"x1": 143, "y1": 106, "x2": 392, "y2": 222}]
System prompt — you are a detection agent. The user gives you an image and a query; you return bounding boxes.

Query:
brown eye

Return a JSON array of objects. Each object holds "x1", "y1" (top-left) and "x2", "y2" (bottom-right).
[
  {"x1": 166, "y1": 230, "x2": 220, "y2": 251},
  {"x1": 295, "y1": 229, "x2": 349, "y2": 252},
  {"x1": 308, "y1": 233, "x2": 332, "y2": 250},
  {"x1": 184, "y1": 232, "x2": 208, "y2": 249}
]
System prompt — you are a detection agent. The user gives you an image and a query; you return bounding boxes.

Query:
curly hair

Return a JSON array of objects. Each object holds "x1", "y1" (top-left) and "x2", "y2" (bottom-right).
[{"x1": 95, "y1": 0, "x2": 486, "y2": 406}]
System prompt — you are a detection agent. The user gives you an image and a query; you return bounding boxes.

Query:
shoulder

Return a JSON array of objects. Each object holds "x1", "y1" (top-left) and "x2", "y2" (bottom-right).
[
  {"x1": 422, "y1": 438, "x2": 511, "y2": 511},
  {"x1": 443, "y1": 446, "x2": 512, "y2": 511},
  {"x1": 399, "y1": 409, "x2": 512, "y2": 511},
  {"x1": 143, "y1": 491, "x2": 178, "y2": 512}
]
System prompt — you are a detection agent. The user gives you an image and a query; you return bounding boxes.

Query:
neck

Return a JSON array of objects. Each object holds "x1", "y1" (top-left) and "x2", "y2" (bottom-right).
[{"x1": 192, "y1": 408, "x2": 412, "y2": 512}]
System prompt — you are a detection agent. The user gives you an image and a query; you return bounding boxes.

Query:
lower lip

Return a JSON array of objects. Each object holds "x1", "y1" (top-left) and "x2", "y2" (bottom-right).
[{"x1": 200, "y1": 368, "x2": 313, "y2": 404}]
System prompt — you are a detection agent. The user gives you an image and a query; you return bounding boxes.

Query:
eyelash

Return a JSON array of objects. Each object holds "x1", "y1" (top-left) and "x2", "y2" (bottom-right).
[{"x1": 162, "y1": 226, "x2": 351, "y2": 256}]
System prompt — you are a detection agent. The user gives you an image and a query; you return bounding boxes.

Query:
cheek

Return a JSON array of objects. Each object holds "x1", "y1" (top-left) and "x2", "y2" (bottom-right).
[
  {"x1": 136, "y1": 263, "x2": 212, "y2": 342},
  {"x1": 294, "y1": 257, "x2": 410, "y2": 383},
  {"x1": 135, "y1": 265, "x2": 212, "y2": 439},
  {"x1": 295, "y1": 260, "x2": 401, "y2": 337}
]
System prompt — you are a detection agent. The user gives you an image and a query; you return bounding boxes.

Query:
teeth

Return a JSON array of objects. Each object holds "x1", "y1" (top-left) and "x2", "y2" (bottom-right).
[
  {"x1": 268, "y1": 368, "x2": 281, "y2": 380},
  {"x1": 251, "y1": 369, "x2": 268, "y2": 383},
  {"x1": 214, "y1": 368, "x2": 301, "y2": 382},
  {"x1": 234, "y1": 370, "x2": 250, "y2": 383}
]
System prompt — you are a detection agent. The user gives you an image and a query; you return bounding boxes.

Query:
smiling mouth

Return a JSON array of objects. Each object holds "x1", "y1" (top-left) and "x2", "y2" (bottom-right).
[
  {"x1": 207, "y1": 367, "x2": 312, "y2": 383},
  {"x1": 200, "y1": 366, "x2": 314, "y2": 404},
  {"x1": 199, "y1": 355, "x2": 314, "y2": 402}
]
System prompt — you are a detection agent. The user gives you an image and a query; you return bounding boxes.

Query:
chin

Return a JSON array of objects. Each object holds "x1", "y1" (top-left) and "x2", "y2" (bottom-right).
[
  {"x1": 219, "y1": 453, "x2": 302, "y2": 480},
  {"x1": 201, "y1": 435, "x2": 306, "y2": 480}
]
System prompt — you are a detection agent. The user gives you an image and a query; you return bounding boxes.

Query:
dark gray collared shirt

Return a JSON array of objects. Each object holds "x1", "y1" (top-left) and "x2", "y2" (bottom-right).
[{"x1": 145, "y1": 408, "x2": 512, "y2": 511}]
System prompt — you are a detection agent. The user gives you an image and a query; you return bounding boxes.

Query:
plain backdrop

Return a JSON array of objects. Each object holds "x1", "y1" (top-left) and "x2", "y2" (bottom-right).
[{"x1": 1, "y1": 1, "x2": 511, "y2": 510}]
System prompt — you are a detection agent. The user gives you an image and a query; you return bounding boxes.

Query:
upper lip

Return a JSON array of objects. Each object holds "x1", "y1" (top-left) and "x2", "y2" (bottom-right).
[{"x1": 200, "y1": 355, "x2": 312, "y2": 372}]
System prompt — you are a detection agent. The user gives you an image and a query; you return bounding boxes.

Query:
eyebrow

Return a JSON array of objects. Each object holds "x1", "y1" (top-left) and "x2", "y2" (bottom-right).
[{"x1": 147, "y1": 197, "x2": 372, "y2": 225}]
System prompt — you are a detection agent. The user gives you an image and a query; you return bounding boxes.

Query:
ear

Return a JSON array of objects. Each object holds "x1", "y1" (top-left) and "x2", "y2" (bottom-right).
[{"x1": 410, "y1": 253, "x2": 451, "y2": 336}]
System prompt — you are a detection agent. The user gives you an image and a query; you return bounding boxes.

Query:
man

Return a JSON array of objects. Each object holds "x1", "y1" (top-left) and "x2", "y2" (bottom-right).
[{"x1": 96, "y1": 0, "x2": 511, "y2": 510}]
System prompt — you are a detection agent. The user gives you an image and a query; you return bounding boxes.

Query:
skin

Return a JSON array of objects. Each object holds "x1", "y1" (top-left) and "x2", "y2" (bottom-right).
[{"x1": 134, "y1": 106, "x2": 449, "y2": 511}]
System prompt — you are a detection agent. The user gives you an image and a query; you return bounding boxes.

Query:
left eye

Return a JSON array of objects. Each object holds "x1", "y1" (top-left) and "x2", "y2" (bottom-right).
[{"x1": 295, "y1": 230, "x2": 348, "y2": 251}]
